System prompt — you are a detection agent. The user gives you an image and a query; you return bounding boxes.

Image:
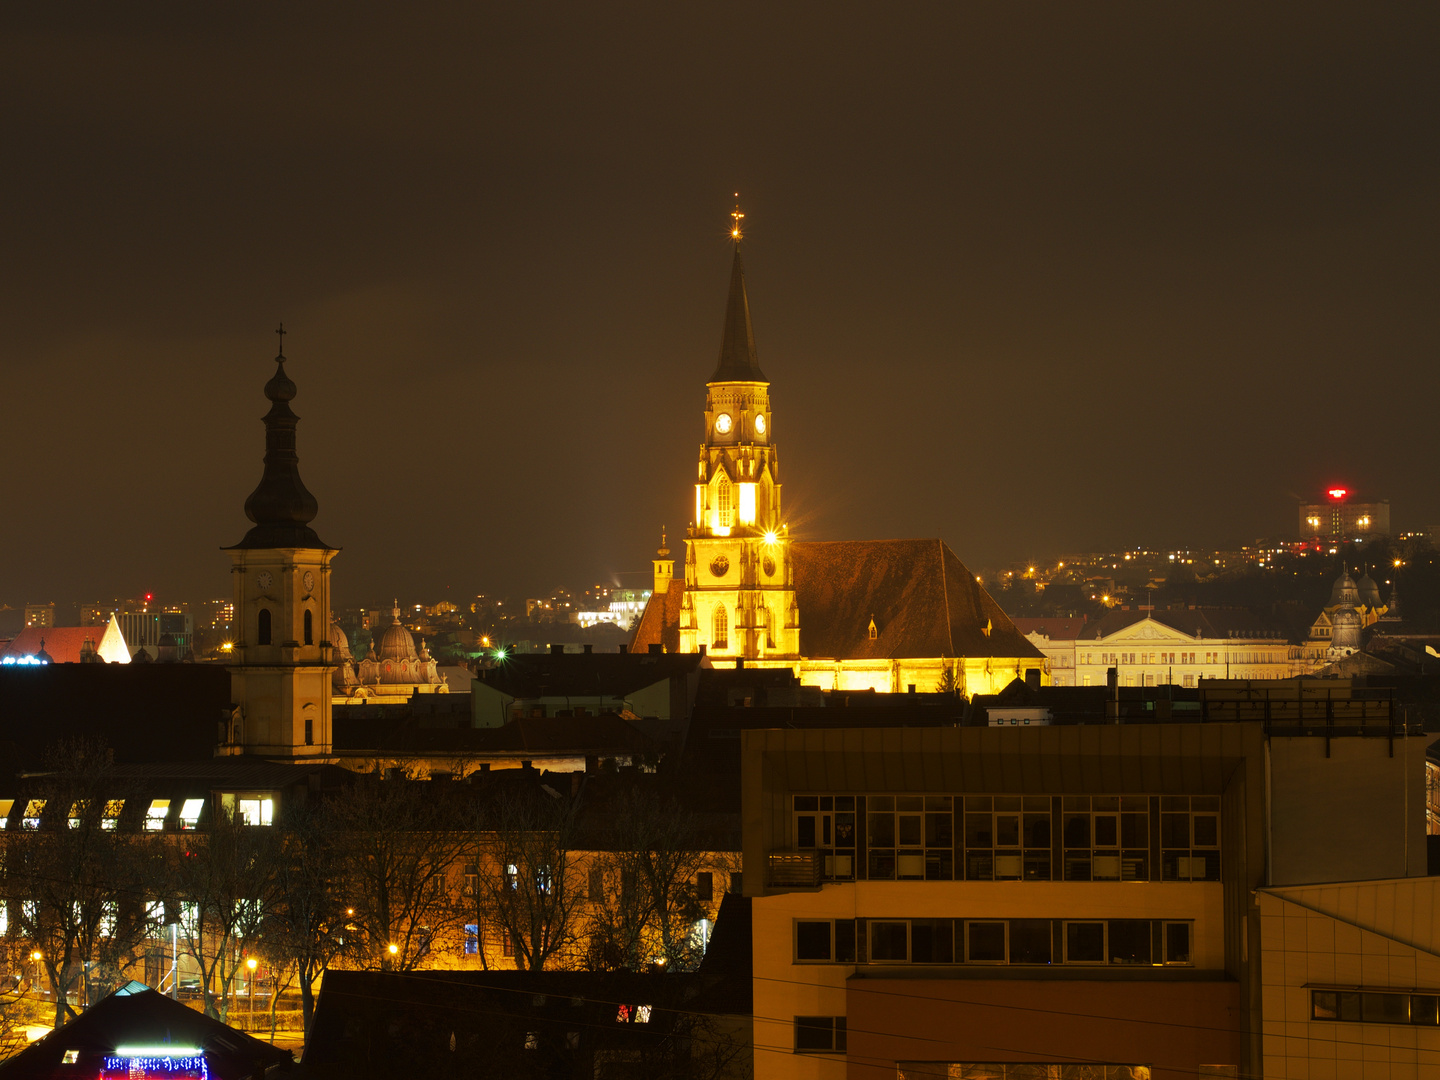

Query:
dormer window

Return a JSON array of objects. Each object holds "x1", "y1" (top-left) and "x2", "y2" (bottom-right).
[
  {"x1": 145, "y1": 799, "x2": 170, "y2": 831},
  {"x1": 868, "y1": 618, "x2": 878, "y2": 641},
  {"x1": 102, "y1": 800, "x2": 124, "y2": 830},
  {"x1": 179, "y1": 799, "x2": 205, "y2": 830},
  {"x1": 22, "y1": 800, "x2": 45, "y2": 829}
]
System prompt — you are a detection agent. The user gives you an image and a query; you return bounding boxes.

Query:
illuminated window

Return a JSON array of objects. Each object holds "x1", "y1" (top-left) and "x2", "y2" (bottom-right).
[
  {"x1": 713, "y1": 605, "x2": 729, "y2": 649},
  {"x1": 237, "y1": 798, "x2": 273, "y2": 826},
  {"x1": 179, "y1": 799, "x2": 204, "y2": 829},
  {"x1": 0, "y1": 799, "x2": 11, "y2": 829},
  {"x1": 145, "y1": 800, "x2": 169, "y2": 831},
  {"x1": 22, "y1": 800, "x2": 45, "y2": 829},
  {"x1": 68, "y1": 801, "x2": 88, "y2": 829},
  {"x1": 102, "y1": 800, "x2": 124, "y2": 830},
  {"x1": 716, "y1": 475, "x2": 733, "y2": 528}
]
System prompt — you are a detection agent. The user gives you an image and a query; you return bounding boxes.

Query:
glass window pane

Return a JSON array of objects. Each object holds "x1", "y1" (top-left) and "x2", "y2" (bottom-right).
[
  {"x1": 1121, "y1": 813, "x2": 1148, "y2": 847},
  {"x1": 1362, "y1": 993, "x2": 1410, "y2": 1024},
  {"x1": 835, "y1": 920, "x2": 856, "y2": 963},
  {"x1": 1336, "y1": 992, "x2": 1361, "y2": 1022},
  {"x1": 795, "y1": 1017, "x2": 833, "y2": 1051},
  {"x1": 797, "y1": 816, "x2": 816, "y2": 848},
  {"x1": 1066, "y1": 922, "x2": 1105, "y2": 963},
  {"x1": 796, "y1": 922, "x2": 832, "y2": 961},
  {"x1": 1165, "y1": 922, "x2": 1191, "y2": 964},
  {"x1": 870, "y1": 921, "x2": 908, "y2": 962},
  {"x1": 836, "y1": 813, "x2": 856, "y2": 847},
  {"x1": 925, "y1": 812, "x2": 952, "y2": 847},
  {"x1": 995, "y1": 816, "x2": 1020, "y2": 846},
  {"x1": 965, "y1": 796, "x2": 992, "y2": 811},
  {"x1": 1063, "y1": 814, "x2": 1090, "y2": 847},
  {"x1": 1094, "y1": 815, "x2": 1118, "y2": 846},
  {"x1": 1108, "y1": 920, "x2": 1152, "y2": 965},
  {"x1": 868, "y1": 814, "x2": 895, "y2": 847},
  {"x1": 967, "y1": 922, "x2": 1005, "y2": 962},
  {"x1": 1161, "y1": 813, "x2": 1190, "y2": 847},
  {"x1": 965, "y1": 813, "x2": 993, "y2": 847},
  {"x1": 898, "y1": 815, "x2": 922, "y2": 846},
  {"x1": 910, "y1": 919, "x2": 953, "y2": 964},
  {"x1": 1312, "y1": 991, "x2": 1338, "y2": 1020},
  {"x1": 1023, "y1": 814, "x2": 1050, "y2": 847},
  {"x1": 896, "y1": 796, "x2": 923, "y2": 811},
  {"x1": 1193, "y1": 815, "x2": 1219, "y2": 846},
  {"x1": 995, "y1": 796, "x2": 1022, "y2": 811},
  {"x1": 794, "y1": 796, "x2": 818, "y2": 811},
  {"x1": 1408, "y1": 995, "x2": 1438, "y2": 1026},
  {"x1": 1009, "y1": 920, "x2": 1052, "y2": 964}
]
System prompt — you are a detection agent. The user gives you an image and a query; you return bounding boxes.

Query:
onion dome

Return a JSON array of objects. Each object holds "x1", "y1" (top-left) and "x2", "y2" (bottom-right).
[
  {"x1": 1328, "y1": 570, "x2": 1359, "y2": 608},
  {"x1": 376, "y1": 603, "x2": 417, "y2": 662},
  {"x1": 1357, "y1": 571, "x2": 1382, "y2": 609},
  {"x1": 229, "y1": 327, "x2": 331, "y2": 550}
]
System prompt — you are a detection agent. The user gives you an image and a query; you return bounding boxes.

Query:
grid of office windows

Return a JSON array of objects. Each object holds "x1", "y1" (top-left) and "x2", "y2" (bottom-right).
[
  {"x1": 794, "y1": 918, "x2": 1193, "y2": 966},
  {"x1": 1312, "y1": 990, "x2": 1440, "y2": 1026},
  {"x1": 793, "y1": 794, "x2": 1220, "y2": 882}
]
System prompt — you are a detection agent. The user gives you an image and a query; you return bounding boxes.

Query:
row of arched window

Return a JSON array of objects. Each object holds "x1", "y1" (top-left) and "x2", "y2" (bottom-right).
[
  {"x1": 255, "y1": 608, "x2": 315, "y2": 646},
  {"x1": 711, "y1": 604, "x2": 775, "y2": 649}
]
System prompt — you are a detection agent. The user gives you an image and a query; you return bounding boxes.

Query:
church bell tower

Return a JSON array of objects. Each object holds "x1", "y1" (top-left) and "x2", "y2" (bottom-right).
[
  {"x1": 680, "y1": 204, "x2": 799, "y2": 660},
  {"x1": 223, "y1": 327, "x2": 337, "y2": 757}
]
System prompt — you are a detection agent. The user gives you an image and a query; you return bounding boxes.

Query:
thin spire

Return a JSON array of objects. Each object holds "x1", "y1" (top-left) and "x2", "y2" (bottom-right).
[
  {"x1": 711, "y1": 198, "x2": 766, "y2": 382},
  {"x1": 730, "y1": 193, "x2": 744, "y2": 246}
]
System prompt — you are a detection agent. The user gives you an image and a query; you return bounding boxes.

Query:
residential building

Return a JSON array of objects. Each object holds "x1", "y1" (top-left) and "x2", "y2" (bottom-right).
[{"x1": 1299, "y1": 487, "x2": 1390, "y2": 541}]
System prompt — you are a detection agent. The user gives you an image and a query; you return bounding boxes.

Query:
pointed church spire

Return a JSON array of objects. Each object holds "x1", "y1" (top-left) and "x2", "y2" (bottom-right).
[
  {"x1": 711, "y1": 199, "x2": 767, "y2": 383},
  {"x1": 230, "y1": 326, "x2": 330, "y2": 549}
]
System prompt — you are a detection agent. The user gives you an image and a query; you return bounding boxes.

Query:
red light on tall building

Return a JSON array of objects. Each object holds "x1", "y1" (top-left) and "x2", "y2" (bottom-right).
[{"x1": 1326, "y1": 488, "x2": 1348, "y2": 501}]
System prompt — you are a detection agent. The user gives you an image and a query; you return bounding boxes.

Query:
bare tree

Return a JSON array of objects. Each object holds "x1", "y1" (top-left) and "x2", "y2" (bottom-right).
[
  {"x1": 0, "y1": 740, "x2": 160, "y2": 1027},
  {"x1": 585, "y1": 789, "x2": 719, "y2": 973},
  {"x1": 160, "y1": 812, "x2": 283, "y2": 1020},
  {"x1": 472, "y1": 783, "x2": 587, "y2": 971},
  {"x1": 265, "y1": 802, "x2": 353, "y2": 1038},
  {"x1": 325, "y1": 769, "x2": 470, "y2": 971}
]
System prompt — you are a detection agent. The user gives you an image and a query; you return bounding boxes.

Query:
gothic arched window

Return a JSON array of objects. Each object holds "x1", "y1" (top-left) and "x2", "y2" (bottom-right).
[
  {"x1": 762, "y1": 607, "x2": 774, "y2": 650},
  {"x1": 257, "y1": 608, "x2": 272, "y2": 646},
  {"x1": 303, "y1": 609, "x2": 314, "y2": 646},
  {"x1": 713, "y1": 604, "x2": 729, "y2": 649},
  {"x1": 716, "y1": 475, "x2": 733, "y2": 528}
]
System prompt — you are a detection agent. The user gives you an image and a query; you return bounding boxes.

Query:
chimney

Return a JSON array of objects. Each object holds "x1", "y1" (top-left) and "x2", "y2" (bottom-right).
[
  {"x1": 550, "y1": 643, "x2": 563, "y2": 655},
  {"x1": 618, "y1": 643, "x2": 628, "y2": 654},
  {"x1": 908, "y1": 683, "x2": 916, "y2": 694},
  {"x1": 583, "y1": 643, "x2": 593, "y2": 655},
  {"x1": 648, "y1": 643, "x2": 662, "y2": 655},
  {"x1": 1025, "y1": 668, "x2": 1040, "y2": 691},
  {"x1": 736, "y1": 657, "x2": 745, "y2": 670},
  {"x1": 1106, "y1": 666, "x2": 1118, "y2": 691},
  {"x1": 699, "y1": 644, "x2": 707, "y2": 656}
]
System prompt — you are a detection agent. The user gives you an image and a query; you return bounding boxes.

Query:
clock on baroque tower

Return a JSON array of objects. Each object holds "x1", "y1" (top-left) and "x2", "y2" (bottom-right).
[
  {"x1": 222, "y1": 326, "x2": 337, "y2": 757},
  {"x1": 680, "y1": 207, "x2": 800, "y2": 660}
]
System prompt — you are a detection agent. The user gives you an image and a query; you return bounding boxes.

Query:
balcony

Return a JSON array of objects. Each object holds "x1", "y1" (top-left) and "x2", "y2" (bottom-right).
[{"x1": 767, "y1": 850, "x2": 821, "y2": 888}]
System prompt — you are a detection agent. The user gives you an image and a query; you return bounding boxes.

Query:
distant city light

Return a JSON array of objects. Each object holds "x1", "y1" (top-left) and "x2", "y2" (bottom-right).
[{"x1": 1327, "y1": 487, "x2": 1348, "y2": 500}]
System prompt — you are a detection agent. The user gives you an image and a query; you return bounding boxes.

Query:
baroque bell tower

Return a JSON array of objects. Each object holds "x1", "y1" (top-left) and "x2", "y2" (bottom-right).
[
  {"x1": 223, "y1": 326, "x2": 337, "y2": 757},
  {"x1": 680, "y1": 203, "x2": 799, "y2": 660}
]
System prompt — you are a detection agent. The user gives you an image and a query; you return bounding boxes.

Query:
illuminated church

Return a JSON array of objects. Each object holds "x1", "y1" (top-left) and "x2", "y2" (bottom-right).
[{"x1": 631, "y1": 211, "x2": 1046, "y2": 696}]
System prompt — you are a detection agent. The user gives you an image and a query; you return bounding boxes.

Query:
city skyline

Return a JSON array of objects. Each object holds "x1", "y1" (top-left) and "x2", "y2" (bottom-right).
[{"x1": 2, "y1": 6, "x2": 1436, "y2": 605}]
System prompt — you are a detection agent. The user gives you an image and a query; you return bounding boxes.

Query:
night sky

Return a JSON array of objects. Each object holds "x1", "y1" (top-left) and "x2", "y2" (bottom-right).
[{"x1": 3, "y1": 5, "x2": 1437, "y2": 609}]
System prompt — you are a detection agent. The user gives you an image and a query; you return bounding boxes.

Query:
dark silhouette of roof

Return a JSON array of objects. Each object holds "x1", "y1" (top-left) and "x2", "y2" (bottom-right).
[
  {"x1": 710, "y1": 245, "x2": 766, "y2": 383},
  {"x1": 0, "y1": 982, "x2": 289, "y2": 1079},
  {"x1": 228, "y1": 344, "x2": 330, "y2": 550},
  {"x1": 476, "y1": 652, "x2": 703, "y2": 698},
  {"x1": 631, "y1": 539, "x2": 1043, "y2": 662},
  {"x1": 1011, "y1": 616, "x2": 1089, "y2": 641},
  {"x1": 0, "y1": 664, "x2": 230, "y2": 768},
  {"x1": 333, "y1": 713, "x2": 655, "y2": 757}
]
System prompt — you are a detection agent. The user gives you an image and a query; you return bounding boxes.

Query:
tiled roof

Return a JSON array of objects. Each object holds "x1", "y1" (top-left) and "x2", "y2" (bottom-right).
[
  {"x1": 1, "y1": 626, "x2": 114, "y2": 665},
  {"x1": 629, "y1": 539, "x2": 1042, "y2": 662},
  {"x1": 1077, "y1": 607, "x2": 1294, "y2": 642},
  {"x1": 1012, "y1": 616, "x2": 1089, "y2": 641}
]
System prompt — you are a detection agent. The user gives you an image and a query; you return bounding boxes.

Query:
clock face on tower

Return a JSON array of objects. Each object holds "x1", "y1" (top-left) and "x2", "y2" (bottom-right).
[
  {"x1": 754, "y1": 413, "x2": 766, "y2": 435},
  {"x1": 256, "y1": 571, "x2": 273, "y2": 589},
  {"x1": 302, "y1": 571, "x2": 315, "y2": 593},
  {"x1": 714, "y1": 413, "x2": 732, "y2": 435}
]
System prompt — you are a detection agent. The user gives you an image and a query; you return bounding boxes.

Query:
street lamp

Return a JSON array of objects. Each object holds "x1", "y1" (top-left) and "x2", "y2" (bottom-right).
[
  {"x1": 30, "y1": 951, "x2": 41, "y2": 998},
  {"x1": 246, "y1": 957, "x2": 258, "y2": 1029}
]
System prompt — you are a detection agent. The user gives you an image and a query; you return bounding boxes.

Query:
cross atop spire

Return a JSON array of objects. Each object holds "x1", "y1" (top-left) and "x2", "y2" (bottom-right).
[
  {"x1": 730, "y1": 194, "x2": 744, "y2": 246},
  {"x1": 275, "y1": 322, "x2": 286, "y2": 358}
]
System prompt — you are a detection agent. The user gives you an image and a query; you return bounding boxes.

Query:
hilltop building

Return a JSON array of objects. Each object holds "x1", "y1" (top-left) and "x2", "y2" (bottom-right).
[
  {"x1": 1298, "y1": 486, "x2": 1390, "y2": 542},
  {"x1": 632, "y1": 218, "x2": 1045, "y2": 696}
]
